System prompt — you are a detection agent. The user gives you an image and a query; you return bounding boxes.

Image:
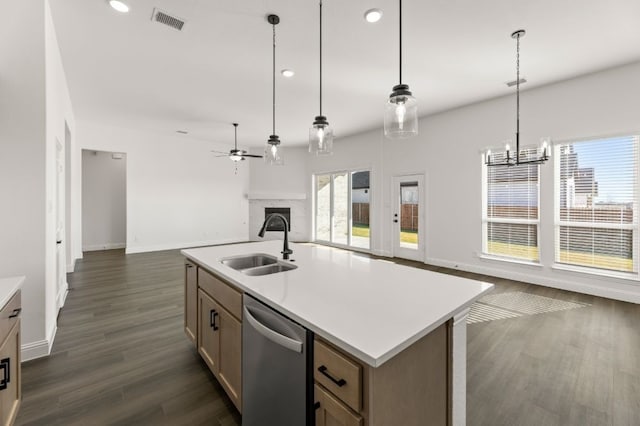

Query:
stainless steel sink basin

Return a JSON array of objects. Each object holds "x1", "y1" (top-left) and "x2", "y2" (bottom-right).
[
  {"x1": 241, "y1": 263, "x2": 298, "y2": 276},
  {"x1": 220, "y1": 253, "x2": 297, "y2": 276},
  {"x1": 221, "y1": 254, "x2": 278, "y2": 270}
]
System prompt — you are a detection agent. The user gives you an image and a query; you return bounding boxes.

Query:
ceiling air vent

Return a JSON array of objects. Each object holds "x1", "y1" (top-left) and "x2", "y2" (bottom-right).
[
  {"x1": 151, "y1": 8, "x2": 186, "y2": 31},
  {"x1": 506, "y1": 78, "x2": 527, "y2": 87}
]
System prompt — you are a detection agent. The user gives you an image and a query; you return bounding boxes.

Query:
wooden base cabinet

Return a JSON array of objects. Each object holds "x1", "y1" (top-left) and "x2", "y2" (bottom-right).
[
  {"x1": 184, "y1": 261, "x2": 198, "y2": 345},
  {"x1": 314, "y1": 321, "x2": 450, "y2": 426},
  {"x1": 0, "y1": 291, "x2": 21, "y2": 426},
  {"x1": 193, "y1": 267, "x2": 242, "y2": 413}
]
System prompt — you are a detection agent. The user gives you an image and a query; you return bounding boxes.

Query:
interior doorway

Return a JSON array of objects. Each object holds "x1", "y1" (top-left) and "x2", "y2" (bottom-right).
[
  {"x1": 82, "y1": 150, "x2": 127, "y2": 253},
  {"x1": 392, "y1": 174, "x2": 425, "y2": 262}
]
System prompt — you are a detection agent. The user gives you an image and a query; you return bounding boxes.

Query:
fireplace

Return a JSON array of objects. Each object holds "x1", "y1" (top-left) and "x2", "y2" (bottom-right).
[{"x1": 264, "y1": 207, "x2": 291, "y2": 231}]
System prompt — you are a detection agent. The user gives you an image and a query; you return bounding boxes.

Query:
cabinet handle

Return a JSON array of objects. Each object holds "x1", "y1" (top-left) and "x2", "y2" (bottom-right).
[
  {"x1": 8, "y1": 308, "x2": 21, "y2": 318},
  {"x1": 317, "y1": 365, "x2": 346, "y2": 387},
  {"x1": 0, "y1": 358, "x2": 10, "y2": 391},
  {"x1": 210, "y1": 309, "x2": 219, "y2": 331},
  {"x1": 186, "y1": 264, "x2": 193, "y2": 268},
  {"x1": 314, "y1": 402, "x2": 321, "y2": 410}
]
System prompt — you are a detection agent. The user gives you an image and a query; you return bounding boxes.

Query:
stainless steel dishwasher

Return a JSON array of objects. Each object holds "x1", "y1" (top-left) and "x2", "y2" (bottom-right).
[{"x1": 242, "y1": 294, "x2": 314, "y2": 426}]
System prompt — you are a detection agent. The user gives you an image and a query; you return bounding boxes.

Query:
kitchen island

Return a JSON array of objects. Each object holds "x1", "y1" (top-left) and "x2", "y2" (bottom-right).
[{"x1": 182, "y1": 241, "x2": 493, "y2": 426}]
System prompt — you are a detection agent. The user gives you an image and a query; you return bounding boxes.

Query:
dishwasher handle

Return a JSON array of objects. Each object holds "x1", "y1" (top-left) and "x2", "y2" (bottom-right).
[{"x1": 243, "y1": 306, "x2": 303, "y2": 353}]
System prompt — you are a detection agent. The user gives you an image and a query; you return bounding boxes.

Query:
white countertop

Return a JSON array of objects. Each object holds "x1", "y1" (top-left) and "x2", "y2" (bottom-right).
[
  {"x1": 182, "y1": 241, "x2": 493, "y2": 367},
  {"x1": 0, "y1": 276, "x2": 24, "y2": 308}
]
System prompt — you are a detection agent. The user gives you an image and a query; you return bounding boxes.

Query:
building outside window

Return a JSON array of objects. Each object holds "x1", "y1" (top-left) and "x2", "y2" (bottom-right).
[{"x1": 555, "y1": 135, "x2": 639, "y2": 275}]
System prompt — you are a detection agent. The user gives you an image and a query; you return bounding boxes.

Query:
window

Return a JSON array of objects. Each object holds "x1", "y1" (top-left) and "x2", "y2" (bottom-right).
[
  {"x1": 482, "y1": 149, "x2": 540, "y2": 262},
  {"x1": 555, "y1": 135, "x2": 639, "y2": 274},
  {"x1": 315, "y1": 170, "x2": 370, "y2": 250}
]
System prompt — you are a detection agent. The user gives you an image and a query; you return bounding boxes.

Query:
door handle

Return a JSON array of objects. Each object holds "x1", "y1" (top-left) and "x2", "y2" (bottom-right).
[
  {"x1": 210, "y1": 309, "x2": 219, "y2": 331},
  {"x1": 393, "y1": 219, "x2": 398, "y2": 223},
  {"x1": 318, "y1": 365, "x2": 347, "y2": 387},
  {"x1": 0, "y1": 358, "x2": 10, "y2": 390},
  {"x1": 56, "y1": 240, "x2": 62, "y2": 245},
  {"x1": 243, "y1": 306, "x2": 303, "y2": 353}
]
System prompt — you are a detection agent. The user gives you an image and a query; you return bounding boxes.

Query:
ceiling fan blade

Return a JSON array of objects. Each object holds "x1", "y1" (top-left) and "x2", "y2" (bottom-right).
[
  {"x1": 242, "y1": 154, "x2": 264, "y2": 158},
  {"x1": 213, "y1": 154, "x2": 230, "y2": 158},
  {"x1": 211, "y1": 150, "x2": 230, "y2": 155}
]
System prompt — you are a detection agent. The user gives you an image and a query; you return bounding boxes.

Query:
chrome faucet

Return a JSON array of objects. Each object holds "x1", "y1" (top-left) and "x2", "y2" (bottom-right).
[{"x1": 258, "y1": 213, "x2": 293, "y2": 260}]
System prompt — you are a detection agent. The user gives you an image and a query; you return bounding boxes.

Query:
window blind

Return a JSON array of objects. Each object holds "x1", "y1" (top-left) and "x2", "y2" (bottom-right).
[
  {"x1": 484, "y1": 149, "x2": 540, "y2": 262},
  {"x1": 555, "y1": 135, "x2": 639, "y2": 274}
]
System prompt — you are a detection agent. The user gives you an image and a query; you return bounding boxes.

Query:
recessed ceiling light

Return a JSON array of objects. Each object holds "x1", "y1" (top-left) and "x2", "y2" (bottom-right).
[
  {"x1": 281, "y1": 69, "x2": 295, "y2": 78},
  {"x1": 364, "y1": 8, "x2": 383, "y2": 23},
  {"x1": 109, "y1": 0, "x2": 130, "y2": 13}
]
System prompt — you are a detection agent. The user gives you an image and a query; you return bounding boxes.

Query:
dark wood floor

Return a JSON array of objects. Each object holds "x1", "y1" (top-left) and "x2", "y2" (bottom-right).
[{"x1": 16, "y1": 249, "x2": 640, "y2": 425}]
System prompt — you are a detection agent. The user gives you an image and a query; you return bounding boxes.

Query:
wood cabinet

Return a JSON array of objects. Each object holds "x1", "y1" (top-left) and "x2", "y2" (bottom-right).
[
  {"x1": 193, "y1": 267, "x2": 242, "y2": 413},
  {"x1": 0, "y1": 291, "x2": 21, "y2": 426},
  {"x1": 184, "y1": 261, "x2": 197, "y2": 345},
  {"x1": 314, "y1": 321, "x2": 451, "y2": 426}
]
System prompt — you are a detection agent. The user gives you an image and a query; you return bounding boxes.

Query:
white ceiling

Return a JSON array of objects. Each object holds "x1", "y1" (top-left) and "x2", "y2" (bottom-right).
[{"x1": 49, "y1": 0, "x2": 640, "y2": 148}]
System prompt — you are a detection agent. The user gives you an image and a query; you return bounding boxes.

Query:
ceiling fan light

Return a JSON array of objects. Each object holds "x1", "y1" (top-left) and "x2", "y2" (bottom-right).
[
  {"x1": 229, "y1": 154, "x2": 243, "y2": 162},
  {"x1": 309, "y1": 117, "x2": 334, "y2": 156}
]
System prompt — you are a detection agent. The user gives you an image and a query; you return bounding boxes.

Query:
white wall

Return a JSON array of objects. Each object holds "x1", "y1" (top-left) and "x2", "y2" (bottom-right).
[
  {"x1": 74, "y1": 123, "x2": 250, "y2": 254},
  {"x1": 82, "y1": 150, "x2": 126, "y2": 251},
  {"x1": 250, "y1": 61, "x2": 640, "y2": 303},
  {"x1": 0, "y1": 0, "x2": 47, "y2": 355},
  {"x1": 0, "y1": 0, "x2": 75, "y2": 360}
]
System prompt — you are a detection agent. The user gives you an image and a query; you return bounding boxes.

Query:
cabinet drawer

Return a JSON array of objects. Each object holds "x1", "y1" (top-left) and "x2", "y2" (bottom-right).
[
  {"x1": 0, "y1": 291, "x2": 21, "y2": 345},
  {"x1": 198, "y1": 269, "x2": 242, "y2": 320},
  {"x1": 315, "y1": 384, "x2": 362, "y2": 426},
  {"x1": 314, "y1": 339, "x2": 362, "y2": 412}
]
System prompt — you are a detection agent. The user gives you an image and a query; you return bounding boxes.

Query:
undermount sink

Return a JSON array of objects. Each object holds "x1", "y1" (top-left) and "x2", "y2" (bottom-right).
[
  {"x1": 221, "y1": 254, "x2": 278, "y2": 270},
  {"x1": 220, "y1": 253, "x2": 297, "y2": 276},
  {"x1": 241, "y1": 263, "x2": 298, "y2": 276}
]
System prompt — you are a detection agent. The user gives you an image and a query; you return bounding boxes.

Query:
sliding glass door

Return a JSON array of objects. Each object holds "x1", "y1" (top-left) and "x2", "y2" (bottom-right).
[{"x1": 315, "y1": 170, "x2": 370, "y2": 250}]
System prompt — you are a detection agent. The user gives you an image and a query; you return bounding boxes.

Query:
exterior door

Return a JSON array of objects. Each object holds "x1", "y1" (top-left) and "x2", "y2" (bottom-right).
[{"x1": 392, "y1": 174, "x2": 425, "y2": 262}]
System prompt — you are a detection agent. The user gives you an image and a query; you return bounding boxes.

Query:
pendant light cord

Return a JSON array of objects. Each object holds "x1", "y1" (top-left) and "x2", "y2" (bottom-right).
[
  {"x1": 515, "y1": 33, "x2": 520, "y2": 162},
  {"x1": 319, "y1": 0, "x2": 323, "y2": 116},
  {"x1": 399, "y1": 0, "x2": 402, "y2": 85},
  {"x1": 272, "y1": 22, "x2": 276, "y2": 136}
]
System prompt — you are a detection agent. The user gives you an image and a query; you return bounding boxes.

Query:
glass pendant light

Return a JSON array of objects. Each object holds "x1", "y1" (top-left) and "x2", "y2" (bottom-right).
[
  {"x1": 309, "y1": 0, "x2": 333, "y2": 155},
  {"x1": 485, "y1": 30, "x2": 550, "y2": 166},
  {"x1": 384, "y1": 0, "x2": 418, "y2": 139},
  {"x1": 265, "y1": 14, "x2": 284, "y2": 166}
]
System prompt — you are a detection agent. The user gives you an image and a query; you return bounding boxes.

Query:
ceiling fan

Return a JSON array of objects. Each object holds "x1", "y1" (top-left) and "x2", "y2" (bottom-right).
[{"x1": 212, "y1": 123, "x2": 263, "y2": 162}]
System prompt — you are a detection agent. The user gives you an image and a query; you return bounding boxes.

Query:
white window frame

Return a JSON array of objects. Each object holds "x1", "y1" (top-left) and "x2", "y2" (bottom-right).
[
  {"x1": 553, "y1": 135, "x2": 640, "y2": 280},
  {"x1": 313, "y1": 169, "x2": 372, "y2": 252},
  {"x1": 481, "y1": 153, "x2": 541, "y2": 264}
]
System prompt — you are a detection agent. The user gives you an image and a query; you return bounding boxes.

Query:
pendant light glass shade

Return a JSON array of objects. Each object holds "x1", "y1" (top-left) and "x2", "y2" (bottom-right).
[
  {"x1": 384, "y1": 84, "x2": 418, "y2": 138},
  {"x1": 309, "y1": 1, "x2": 333, "y2": 155},
  {"x1": 264, "y1": 15, "x2": 284, "y2": 166},
  {"x1": 309, "y1": 116, "x2": 333, "y2": 155},
  {"x1": 265, "y1": 135, "x2": 284, "y2": 165},
  {"x1": 384, "y1": 0, "x2": 418, "y2": 139}
]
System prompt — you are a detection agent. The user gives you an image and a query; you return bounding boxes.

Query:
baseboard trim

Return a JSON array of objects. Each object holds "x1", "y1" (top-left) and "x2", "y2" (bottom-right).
[
  {"x1": 83, "y1": 243, "x2": 126, "y2": 252},
  {"x1": 66, "y1": 257, "x2": 76, "y2": 273},
  {"x1": 57, "y1": 281, "x2": 68, "y2": 310},
  {"x1": 426, "y1": 257, "x2": 640, "y2": 304},
  {"x1": 22, "y1": 324, "x2": 57, "y2": 362},
  {"x1": 125, "y1": 238, "x2": 248, "y2": 254}
]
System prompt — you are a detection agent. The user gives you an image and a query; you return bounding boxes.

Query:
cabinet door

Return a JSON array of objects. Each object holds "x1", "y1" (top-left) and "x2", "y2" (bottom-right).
[
  {"x1": 315, "y1": 384, "x2": 362, "y2": 426},
  {"x1": 0, "y1": 322, "x2": 21, "y2": 426},
  {"x1": 184, "y1": 261, "x2": 197, "y2": 345},
  {"x1": 197, "y1": 290, "x2": 219, "y2": 374},
  {"x1": 217, "y1": 307, "x2": 242, "y2": 412}
]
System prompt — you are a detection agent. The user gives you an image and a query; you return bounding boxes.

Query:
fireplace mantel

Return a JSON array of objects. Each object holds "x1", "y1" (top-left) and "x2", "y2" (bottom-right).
[{"x1": 246, "y1": 192, "x2": 307, "y2": 200}]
